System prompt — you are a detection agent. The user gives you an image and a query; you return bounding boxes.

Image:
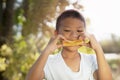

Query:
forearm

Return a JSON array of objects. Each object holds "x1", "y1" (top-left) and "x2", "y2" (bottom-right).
[
  {"x1": 95, "y1": 46, "x2": 112, "y2": 80},
  {"x1": 26, "y1": 49, "x2": 51, "y2": 80}
]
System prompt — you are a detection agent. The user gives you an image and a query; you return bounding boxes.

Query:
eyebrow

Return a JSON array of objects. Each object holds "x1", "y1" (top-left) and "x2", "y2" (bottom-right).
[
  {"x1": 62, "y1": 25, "x2": 84, "y2": 29},
  {"x1": 62, "y1": 25, "x2": 71, "y2": 27}
]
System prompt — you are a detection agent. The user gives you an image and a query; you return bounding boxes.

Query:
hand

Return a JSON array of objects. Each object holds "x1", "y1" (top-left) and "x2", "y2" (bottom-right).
[
  {"x1": 78, "y1": 33, "x2": 102, "y2": 50},
  {"x1": 45, "y1": 34, "x2": 67, "y2": 53},
  {"x1": 85, "y1": 34, "x2": 102, "y2": 51}
]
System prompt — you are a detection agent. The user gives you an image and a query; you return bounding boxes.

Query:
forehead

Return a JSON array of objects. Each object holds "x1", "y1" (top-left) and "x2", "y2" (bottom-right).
[{"x1": 60, "y1": 17, "x2": 85, "y2": 29}]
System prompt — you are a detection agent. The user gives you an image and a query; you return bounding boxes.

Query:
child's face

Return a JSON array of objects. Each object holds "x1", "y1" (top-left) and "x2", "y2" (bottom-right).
[{"x1": 58, "y1": 17, "x2": 85, "y2": 41}]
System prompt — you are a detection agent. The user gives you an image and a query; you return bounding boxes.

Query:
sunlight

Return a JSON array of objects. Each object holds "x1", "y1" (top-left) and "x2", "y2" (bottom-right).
[{"x1": 78, "y1": 0, "x2": 120, "y2": 40}]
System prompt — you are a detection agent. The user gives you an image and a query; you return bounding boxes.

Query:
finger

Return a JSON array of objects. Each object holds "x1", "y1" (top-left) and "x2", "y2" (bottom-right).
[
  {"x1": 50, "y1": 35, "x2": 56, "y2": 41},
  {"x1": 80, "y1": 33, "x2": 92, "y2": 47},
  {"x1": 57, "y1": 44, "x2": 63, "y2": 49},
  {"x1": 86, "y1": 34, "x2": 97, "y2": 48},
  {"x1": 78, "y1": 35, "x2": 83, "y2": 40},
  {"x1": 59, "y1": 35, "x2": 68, "y2": 41},
  {"x1": 56, "y1": 35, "x2": 68, "y2": 42}
]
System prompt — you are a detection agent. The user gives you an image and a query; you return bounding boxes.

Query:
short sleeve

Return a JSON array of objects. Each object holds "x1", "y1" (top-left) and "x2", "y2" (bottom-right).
[
  {"x1": 44, "y1": 59, "x2": 49, "y2": 79},
  {"x1": 88, "y1": 54, "x2": 98, "y2": 80},
  {"x1": 43, "y1": 55, "x2": 54, "y2": 80},
  {"x1": 91, "y1": 54, "x2": 98, "y2": 74}
]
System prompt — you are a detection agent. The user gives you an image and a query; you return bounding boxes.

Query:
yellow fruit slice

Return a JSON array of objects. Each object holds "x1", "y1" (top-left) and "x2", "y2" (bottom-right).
[
  {"x1": 63, "y1": 38, "x2": 89, "y2": 47},
  {"x1": 78, "y1": 46, "x2": 95, "y2": 54}
]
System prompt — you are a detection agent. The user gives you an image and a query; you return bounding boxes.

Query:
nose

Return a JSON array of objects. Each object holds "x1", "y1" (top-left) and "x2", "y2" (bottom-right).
[{"x1": 70, "y1": 31, "x2": 78, "y2": 40}]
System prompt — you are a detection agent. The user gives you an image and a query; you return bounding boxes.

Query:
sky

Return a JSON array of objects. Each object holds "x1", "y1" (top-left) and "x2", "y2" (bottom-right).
[{"x1": 66, "y1": 0, "x2": 120, "y2": 41}]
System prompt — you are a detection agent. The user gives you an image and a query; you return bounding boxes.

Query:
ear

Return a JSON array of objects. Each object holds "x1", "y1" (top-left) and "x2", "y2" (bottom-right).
[{"x1": 54, "y1": 30, "x2": 58, "y2": 35}]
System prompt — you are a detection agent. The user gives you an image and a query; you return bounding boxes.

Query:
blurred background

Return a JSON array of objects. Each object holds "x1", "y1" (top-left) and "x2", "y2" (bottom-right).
[{"x1": 0, "y1": 0, "x2": 120, "y2": 80}]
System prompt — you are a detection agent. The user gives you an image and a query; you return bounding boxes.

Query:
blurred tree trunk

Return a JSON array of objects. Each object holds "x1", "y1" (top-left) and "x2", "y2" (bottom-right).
[
  {"x1": 0, "y1": 0, "x2": 2, "y2": 26},
  {"x1": 0, "y1": 0, "x2": 3, "y2": 46},
  {"x1": 22, "y1": 0, "x2": 29, "y2": 19},
  {"x1": 0, "y1": 0, "x2": 15, "y2": 46}
]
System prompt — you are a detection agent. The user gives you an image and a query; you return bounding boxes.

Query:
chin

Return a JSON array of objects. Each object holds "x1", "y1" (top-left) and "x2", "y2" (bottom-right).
[{"x1": 63, "y1": 46, "x2": 79, "y2": 52}]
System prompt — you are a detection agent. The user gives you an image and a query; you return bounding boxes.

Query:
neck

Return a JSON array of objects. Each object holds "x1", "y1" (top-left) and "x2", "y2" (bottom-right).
[{"x1": 61, "y1": 48, "x2": 79, "y2": 59}]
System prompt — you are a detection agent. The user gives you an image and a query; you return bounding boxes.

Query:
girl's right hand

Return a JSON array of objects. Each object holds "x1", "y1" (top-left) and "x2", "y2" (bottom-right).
[{"x1": 44, "y1": 34, "x2": 67, "y2": 54}]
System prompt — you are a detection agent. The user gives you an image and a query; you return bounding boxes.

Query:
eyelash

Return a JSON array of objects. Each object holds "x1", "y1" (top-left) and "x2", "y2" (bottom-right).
[
  {"x1": 77, "y1": 30, "x2": 83, "y2": 32},
  {"x1": 64, "y1": 30, "x2": 70, "y2": 32},
  {"x1": 64, "y1": 30, "x2": 83, "y2": 32}
]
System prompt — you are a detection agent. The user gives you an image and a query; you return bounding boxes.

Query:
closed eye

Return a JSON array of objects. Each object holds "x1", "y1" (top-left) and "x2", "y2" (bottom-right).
[
  {"x1": 77, "y1": 30, "x2": 83, "y2": 32},
  {"x1": 64, "y1": 30, "x2": 71, "y2": 32}
]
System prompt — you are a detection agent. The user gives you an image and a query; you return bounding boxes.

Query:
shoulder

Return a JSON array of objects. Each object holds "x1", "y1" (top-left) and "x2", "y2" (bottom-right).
[
  {"x1": 47, "y1": 53, "x2": 61, "y2": 63},
  {"x1": 80, "y1": 53, "x2": 97, "y2": 65},
  {"x1": 81, "y1": 53, "x2": 96, "y2": 61}
]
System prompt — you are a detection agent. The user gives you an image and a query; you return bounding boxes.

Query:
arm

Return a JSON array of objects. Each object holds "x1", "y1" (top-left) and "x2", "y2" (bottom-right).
[
  {"x1": 25, "y1": 35, "x2": 66, "y2": 80},
  {"x1": 88, "y1": 34, "x2": 112, "y2": 80},
  {"x1": 25, "y1": 49, "x2": 50, "y2": 80}
]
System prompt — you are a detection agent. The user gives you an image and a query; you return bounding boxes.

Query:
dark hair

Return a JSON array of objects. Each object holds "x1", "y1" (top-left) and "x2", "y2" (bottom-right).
[{"x1": 56, "y1": 9, "x2": 86, "y2": 31}]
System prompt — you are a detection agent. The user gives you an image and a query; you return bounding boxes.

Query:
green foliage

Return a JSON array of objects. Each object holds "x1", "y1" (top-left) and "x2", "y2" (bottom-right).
[
  {"x1": 108, "y1": 59, "x2": 120, "y2": 80},
  {"x1": 0, "y1": 44, "x2": 13, "y2": 71},
  {"x1": 22, "y1": 0, "x2": 69, "y2": 35},
  {"x1": 100, "y1": 34, "x2": 120, "y2": 53},
  {"x1": 0, "y1": 44, "x2": 12, "y2": 57},
  {"x1": 108, "y1": 59, "x2": 120, "y2": 70},
  {"x1": 0, "y1": 57, "x2": 7, "y2": 71},
  {"x1": 0, "y1": 36, "x2": 40, "y2": 80}
]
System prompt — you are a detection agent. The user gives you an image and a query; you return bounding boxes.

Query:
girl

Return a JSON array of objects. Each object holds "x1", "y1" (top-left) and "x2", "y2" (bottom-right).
[{"x1": 26, "y1": 9, "x2": 112, "y2": 80}]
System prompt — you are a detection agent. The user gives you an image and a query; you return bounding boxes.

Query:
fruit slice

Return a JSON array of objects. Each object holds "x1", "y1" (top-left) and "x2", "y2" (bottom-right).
[
  {"x1": 78, "y1": 46, "x2": 95, "y2": 54},
  {"x1": 63, "y1": 38, "x2": 89, "y2": 47}
]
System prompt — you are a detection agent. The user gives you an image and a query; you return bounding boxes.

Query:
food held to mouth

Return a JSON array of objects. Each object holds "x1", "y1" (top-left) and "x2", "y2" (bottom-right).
[{"x1": 63, "y1": 38, "x2": 89, "y2": 47}]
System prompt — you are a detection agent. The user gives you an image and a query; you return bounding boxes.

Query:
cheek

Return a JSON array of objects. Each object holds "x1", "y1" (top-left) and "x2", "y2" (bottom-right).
[
  {"x1": 59, "y1": 31, "x2": 69, "y2": 37},
  {"x1": 62, "y1": 33, "x2": 70, "y2": 38},
  {"x1": 80, "y1": 32, "x2": 85, "y2": 36},
  {"x1": 58, "y1": 30, "x2": 70, "y2": 39}
]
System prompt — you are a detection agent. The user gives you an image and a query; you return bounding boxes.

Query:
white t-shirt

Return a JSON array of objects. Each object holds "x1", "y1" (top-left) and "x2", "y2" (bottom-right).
[{"x1": 44, "y1": 52, "x2": 98, "y2": 80}]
